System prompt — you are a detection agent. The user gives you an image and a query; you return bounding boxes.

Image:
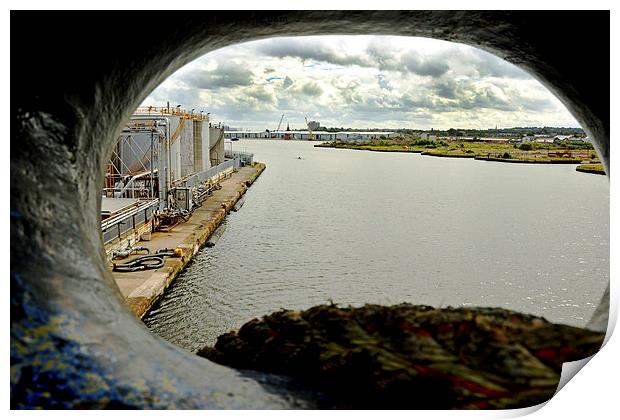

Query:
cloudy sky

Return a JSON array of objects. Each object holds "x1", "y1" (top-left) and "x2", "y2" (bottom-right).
[{"x1": 143, "y1": 36, "x2": 579, "y2": 131}]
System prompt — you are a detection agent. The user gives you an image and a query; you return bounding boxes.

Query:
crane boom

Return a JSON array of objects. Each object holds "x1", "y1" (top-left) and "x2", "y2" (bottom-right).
[
  {"x1": 276, "y1": 114, "x2": 284, "y2": 132},
  {"x1": 305, "y1": 116, "x2": 315, "y2": 141}
]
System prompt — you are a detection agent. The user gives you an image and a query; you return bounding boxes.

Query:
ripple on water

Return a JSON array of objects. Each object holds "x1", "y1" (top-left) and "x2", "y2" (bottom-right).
[{"x1": 143, "y1": 140, "x2": 609, "y2": 352}]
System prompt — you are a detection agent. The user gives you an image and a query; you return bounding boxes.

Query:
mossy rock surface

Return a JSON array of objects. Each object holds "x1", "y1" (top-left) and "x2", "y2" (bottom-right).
[{"x1": 198, "y1": 304, "x2": 603, "y2": 409}]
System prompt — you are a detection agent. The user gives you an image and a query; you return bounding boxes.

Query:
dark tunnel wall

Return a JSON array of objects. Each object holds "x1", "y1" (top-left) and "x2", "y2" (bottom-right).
[{"x1": 11, "y1": 11, "x2": 610, "y2": 408}]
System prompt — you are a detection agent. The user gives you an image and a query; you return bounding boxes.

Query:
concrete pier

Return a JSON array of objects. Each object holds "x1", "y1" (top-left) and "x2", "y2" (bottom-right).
[{"x1": 111, "y1": 162, "x2": 266, "y2": 318}]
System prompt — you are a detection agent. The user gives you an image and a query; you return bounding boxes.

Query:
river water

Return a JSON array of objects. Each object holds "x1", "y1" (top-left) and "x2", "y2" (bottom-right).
[{"x1": 144, "y1": 140, "x2": 609, "y2": 353}]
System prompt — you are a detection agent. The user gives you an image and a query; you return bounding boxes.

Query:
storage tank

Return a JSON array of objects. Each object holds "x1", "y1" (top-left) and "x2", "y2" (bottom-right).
[
  {"x1": 166, "y1": 115, "x2": 183, "y2": 182},
  {"x1": 180, "y1": 118, "x2": 194, "y2": 177},
  {"x1": 117, "y1": 108, "x2": 215, "y2": 183},
  {"x1": 209, "y1": 126, "x2": 225, "y2": 166},
  {"x1": 194, "y1": 119, "x2": 212, "y2": 172}
]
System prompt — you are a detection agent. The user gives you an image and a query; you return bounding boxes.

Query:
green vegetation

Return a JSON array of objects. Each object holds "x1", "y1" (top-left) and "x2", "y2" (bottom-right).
[
  {"x1": 576, "y1": 163, "x2": 606, "y2": 175},
  {"x1": 315, "y1": 140, "x2": 426, "y2": 153},
  {"x1": 321, "y1": 126, "x2": 587, "y2": 139},
  {"x1": 316, "y1": 137, "x2": 599, "y2": 166}
]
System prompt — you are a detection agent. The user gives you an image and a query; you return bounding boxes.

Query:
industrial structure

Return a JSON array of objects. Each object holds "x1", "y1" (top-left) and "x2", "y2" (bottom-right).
[
  {"x1": 304, "y1": 117, "x2": 316, "y2": 140},
  {"x1": 101, "y1": 105, "x2": 249, "y2": 257},
  {"x1": 224, "y1": 130, "x2": 398, "y2": 141}
]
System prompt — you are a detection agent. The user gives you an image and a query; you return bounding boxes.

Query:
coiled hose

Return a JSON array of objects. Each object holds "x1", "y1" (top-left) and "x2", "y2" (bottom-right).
[{"x1": 112, "y1": 249, "x2": 177, "y2": 272}]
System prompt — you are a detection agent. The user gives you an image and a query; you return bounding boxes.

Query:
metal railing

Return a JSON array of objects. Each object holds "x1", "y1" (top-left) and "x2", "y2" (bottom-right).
[
  {"x1": 101, "y1": 159, "x2": 241, "y2": 245},
  {"x1": 101, "y1": 199, "x2": 159, "y2": 245},
  {"x1": 174, "y1": 159, "x2": 237, "y2": 189},
  {"x1": 224, "y1": 151, "x2": 254, "y2": 165},
  {"x1": 134, "y1": 106, "x2": 210, "y2": 121}
]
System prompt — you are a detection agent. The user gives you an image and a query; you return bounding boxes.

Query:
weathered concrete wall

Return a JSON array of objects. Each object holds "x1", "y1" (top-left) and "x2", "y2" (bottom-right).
[{"x1": 11, "y1": 11, "x2": 609, "y2": 408}]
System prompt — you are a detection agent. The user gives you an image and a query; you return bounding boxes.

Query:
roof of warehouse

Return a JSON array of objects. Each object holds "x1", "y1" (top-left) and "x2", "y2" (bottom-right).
[{"x1": 225, "y1": 130, "x2": 396, "y2": 135}]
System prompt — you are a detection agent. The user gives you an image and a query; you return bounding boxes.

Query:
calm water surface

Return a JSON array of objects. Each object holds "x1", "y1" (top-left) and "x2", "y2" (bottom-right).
[{"x1": 145, "y1": 140, "x2": 609, "y2": 352}]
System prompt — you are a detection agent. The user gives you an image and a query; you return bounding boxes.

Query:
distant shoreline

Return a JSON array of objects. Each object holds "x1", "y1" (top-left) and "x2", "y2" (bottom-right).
[{"x1": 314, "y1": 141, "x2": 601, "y2": 169}]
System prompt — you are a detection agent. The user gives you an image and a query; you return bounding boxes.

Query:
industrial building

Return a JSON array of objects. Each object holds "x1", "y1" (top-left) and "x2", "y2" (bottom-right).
[
  {"x1": 224, "y1": 130, "x2": 337, "y2": 140},
  {"x1": 102, "y1": 106, "x2": 246, "y2": 256},
  {"x1": 224, "y1": 130, "x2": 398, "y2": 141},
  {"x1": 334, "y1": 131, "x2": 398, "y2": 141}
]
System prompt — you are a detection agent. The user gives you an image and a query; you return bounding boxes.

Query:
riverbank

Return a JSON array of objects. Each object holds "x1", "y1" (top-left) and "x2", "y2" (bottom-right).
[
  {"x1": 111, "y1": 162, "x2": 265, "y2": 318},
  {"x1": 315, "y1": 140, "x2": 599, "y2": 166},
  {"x1": 576, "y1": 163, "x2": 606, "y2": 175},
  {"x1": 315, "y1": 143, "x2": 425, "y2": 154}
]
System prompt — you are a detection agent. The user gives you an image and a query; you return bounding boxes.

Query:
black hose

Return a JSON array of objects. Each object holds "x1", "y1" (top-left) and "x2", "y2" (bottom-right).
[
  {"x1": 112, "y1": 251, "x2": 175, "y2": 272},
  {"x1": 113, "y1": 256, "x2": 163, "y2": 272}
]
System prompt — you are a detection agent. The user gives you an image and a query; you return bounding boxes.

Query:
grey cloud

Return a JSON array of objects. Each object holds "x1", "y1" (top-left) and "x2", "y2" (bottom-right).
[
  {"x1": 434, "y1": 80, "x2": 458, "y2": 99},
  {"x1": 472, "y1": 50, "x2": 530, "y2": 79},
  {"x1": 282, "y1": 76, "x2": 294, "y2": 89},
  {"x1": 366, "y1": 40, "x2": 401, "y2": 72},
  {"x1": 343, "y1": 79, "x2": 523, "y2": 116},
  {"x1": 145, "y1": 36, "x2": 577, "y2": 129},
  {"x1": 426, "y1": 78, "x2": 525, "y2": 112},
  {"x1": 257, "y1": 38, "x2": 372, "y2": 68},
  {"x1": 377, "y1": 74, "x2": 392, "y2": 91},
  {"x1": 400, "y1": 93, "x2": 436, "y2": 110},
  {"x1": 184, "y1": 62, "x2": 254, "y2": 89},
  {"x1": 430, "y1": 81, "x2": 514, "y2": 112},
  {"x1": 257, "y1": 37, "x2": 530, "y2": 83},
  {"x1": 514, "y1": 96, "x2": 555, "y2": 112},
  {"x1": 258, "y1": 38, "x2": 459, "y2": 79},
  {"x1": 462, "y1": 91, "x2": 512, "y2": 111},
  {"x1": 300, "y1": 81, "x2": 323, "y2": 97},
  {"x1": 401, "y1": 52, "x2": 450, "y2": 77},
  {"x1": 429, "y1": 48, "x2": 531, "y2": 80},
  {"x1": 147, "y1": 84, "x2": 202, "y2": 110},
  {"x1": 331, "y1": 77, "x2": 361, "y2": 91},
  {"x1": 242, "y1": 86, "x2": 277, "y2": 106}
]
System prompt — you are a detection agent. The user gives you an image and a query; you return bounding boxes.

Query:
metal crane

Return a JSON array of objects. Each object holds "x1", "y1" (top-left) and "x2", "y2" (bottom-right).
[
  {"x1": 305, "y1": 116, "x2": 315, "y2": 141},
  {"x1": 275, "y1": 114, "x2": 284, "y2": 137}
]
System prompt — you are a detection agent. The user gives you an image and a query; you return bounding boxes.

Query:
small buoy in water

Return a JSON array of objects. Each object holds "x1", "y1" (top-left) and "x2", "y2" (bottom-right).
[{"x1": 297, "y1": 156, "x2": 303, "y2": 160}]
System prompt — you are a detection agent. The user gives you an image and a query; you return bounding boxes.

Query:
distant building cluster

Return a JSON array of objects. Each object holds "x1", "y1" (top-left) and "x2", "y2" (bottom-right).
[
  {"x1": 223, "y1": 127, "x2": 589, "y2": 144},
  {"x1": 519, "y1": 134, "x2": 590, "y2": 144},
  {"x1": 419, "y1": 133, "x2": 438, "y2": 141},
  {"x1": 224, "y1": 130, "x2": 398, "y2": 141},
  {"x1": 306, "y1": 120, "x2": 321, "y2": 131},
  {"x1": 422, "y1": 133, "x2": 589, "y2": 144}
]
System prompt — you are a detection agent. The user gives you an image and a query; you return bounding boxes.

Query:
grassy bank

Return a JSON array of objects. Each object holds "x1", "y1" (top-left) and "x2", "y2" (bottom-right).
[
  {"x1": 576, "y1": 163, "x2": 606, "y2": 175},
  {"x1": 315, "y1": 142, "x2": 425, "y2": 153},
  {"x1": 316, "y1": 139, "x2": 599, "y2": 166}
]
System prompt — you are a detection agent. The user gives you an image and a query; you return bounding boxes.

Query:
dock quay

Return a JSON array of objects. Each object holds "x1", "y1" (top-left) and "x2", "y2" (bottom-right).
[
  {"x1": 97, "y1": 105, "x2": 265, "y2": 317},
  {"x1": 110, "y1": 162, "x2": 265, "y2": 318}
]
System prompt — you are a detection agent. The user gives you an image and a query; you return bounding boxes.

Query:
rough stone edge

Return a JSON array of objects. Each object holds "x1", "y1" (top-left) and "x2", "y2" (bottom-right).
[{"x1": 127, "y1": 163, "x2": 265, "y2": 319}]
